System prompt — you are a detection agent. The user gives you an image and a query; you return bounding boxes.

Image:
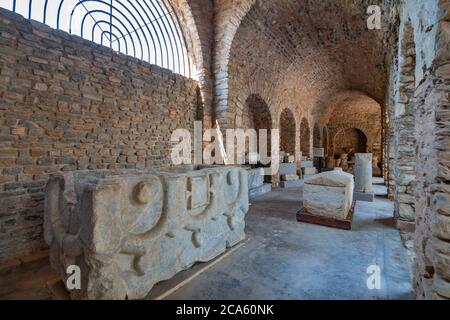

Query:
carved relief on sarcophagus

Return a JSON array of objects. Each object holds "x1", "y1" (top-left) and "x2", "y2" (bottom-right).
[{"x1": 44, "y1": 167, "x2": 249, "y2": 300}]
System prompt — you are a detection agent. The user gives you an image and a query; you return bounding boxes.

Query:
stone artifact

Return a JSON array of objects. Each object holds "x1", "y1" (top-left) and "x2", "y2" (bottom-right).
[
  {"x1": 45, "y1": 166, "x2": 249, "y2": 300},
  {"x1": 247, "y1": 167, "x2": 271, "y2": 198},
  {"x1": 281, "y1": 174, "x2": 299, "y2": 181},
  {"x1": 248, "y1": 167, "x2": 265, "y2": 189},
  {"x1": 355, "y1": 153, "x2": 373, "y2": 192},
  {"x1": 279, "y1": 163, "x2": 302, "y2": 188},
  {"x1": 354, "y1": 153, "x2": 374, "y2": 202},
  {"x1": 298, "y1": 170, "x2": 354, "y2": 230}
]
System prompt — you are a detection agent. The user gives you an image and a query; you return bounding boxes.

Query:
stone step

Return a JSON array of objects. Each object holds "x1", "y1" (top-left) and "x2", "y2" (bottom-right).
[{"x1": 249, "y1": 183, "x2": 272, "y2": 198}]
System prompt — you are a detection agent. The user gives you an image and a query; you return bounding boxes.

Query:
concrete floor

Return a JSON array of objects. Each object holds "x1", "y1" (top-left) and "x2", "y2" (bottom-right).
[
  {"x1": 0, "y1": 180, "x2": 413, "y2": 300},
  {"x1": 164, "y1": 184, "x2": 413, "y2": 300}
]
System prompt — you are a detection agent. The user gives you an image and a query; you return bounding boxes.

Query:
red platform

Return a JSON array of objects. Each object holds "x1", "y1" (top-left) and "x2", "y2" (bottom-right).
[{"x1": 296, "y1": 202, "x2": 355, "y2": 231}]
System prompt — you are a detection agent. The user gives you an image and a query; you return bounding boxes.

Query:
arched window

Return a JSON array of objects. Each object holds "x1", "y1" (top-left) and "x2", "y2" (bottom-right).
[{"x1": 1, "y1": 0, "x2": 191, "y2": 77}]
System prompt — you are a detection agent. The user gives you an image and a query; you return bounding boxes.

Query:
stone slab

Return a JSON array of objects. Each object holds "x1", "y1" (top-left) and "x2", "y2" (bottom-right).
[
  {"x1": 279, "y1": 163, "x2": 297, "y2": 175},
  {"x1": 354, "y1": 191, "x2": 375, "y2": 202}
]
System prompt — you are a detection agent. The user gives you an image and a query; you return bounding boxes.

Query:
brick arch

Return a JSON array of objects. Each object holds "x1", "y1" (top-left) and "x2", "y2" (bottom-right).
[
  {"x1": 325, "y1": 90, "x2": 382, "y2": 161},
  {"x1": 241, "y1": 94, "x2": 273, "y2": 156},
  {"x1": 171, "y1": 0, "x2": 214, "y2": 127},
  {"x1": 279, "y1": 108, "x2": 296, "y2": 155},
  {"x1": 330, "y1": 125, "x2": 370, "y2": 157},
  {"x1": 213, "y1": 0, "x2": 257, "y2": 128},
  {"x1": 300, "y1": 118, "x2": 312, "y2": 158},
  {"x1": 244, "y1": 94, "x2": 272, "y2": 130}
]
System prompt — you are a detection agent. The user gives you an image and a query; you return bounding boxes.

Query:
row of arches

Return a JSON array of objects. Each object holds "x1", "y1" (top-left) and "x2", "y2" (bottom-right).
[{"x1": 244, "y1": 95, "x2": 368, "y2": 161}]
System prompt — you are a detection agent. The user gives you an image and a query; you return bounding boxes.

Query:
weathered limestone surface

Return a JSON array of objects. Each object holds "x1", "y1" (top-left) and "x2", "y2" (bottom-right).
[
  {"x1": 354, "y1": 153, "x2": 373, "y2": 193},
  {"x1": 44, "y1": 166, "x2": 249, "y2": 299},
  {"x1": 247, "y1": 168, "x2": 264, "y2": 189},
  {"x1": 303, "y1": 171, "x2": 354, "y2": 220}
]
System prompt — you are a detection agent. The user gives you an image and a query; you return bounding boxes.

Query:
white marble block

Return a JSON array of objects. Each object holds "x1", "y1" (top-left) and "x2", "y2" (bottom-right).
[{"x1": 303, "y1": 171, "x2": 354, "y2": 220}]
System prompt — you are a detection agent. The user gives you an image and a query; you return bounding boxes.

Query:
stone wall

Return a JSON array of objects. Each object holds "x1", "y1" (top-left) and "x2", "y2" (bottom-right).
[
  {"x1": 389, "y1": 0, "x2": 450, "y2": 299},
  {"x1": 391, "y1": 17, "x2": 417, "y2": 231},
  {"x1": 0, "y1": 9, "x2": 200, "y2": 263}
]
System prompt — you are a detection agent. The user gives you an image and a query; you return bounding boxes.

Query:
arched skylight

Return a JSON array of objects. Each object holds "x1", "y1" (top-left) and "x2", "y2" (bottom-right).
[{"x1": 1, "y1": 0, "x2": 191, "y2": 77}]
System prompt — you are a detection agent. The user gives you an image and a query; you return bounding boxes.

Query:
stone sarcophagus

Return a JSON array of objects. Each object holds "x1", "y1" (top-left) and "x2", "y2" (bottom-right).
[
  {"x1": 44, "y1": 166, "x2": 249, "y2": 300},
  {"x1": 297, "y1": 170, "x2": 355, "y2": 230}
]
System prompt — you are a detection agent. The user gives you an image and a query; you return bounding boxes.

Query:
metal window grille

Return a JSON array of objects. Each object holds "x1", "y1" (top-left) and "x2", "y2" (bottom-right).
[{"x1": 1, "y1": 0, "x2": 191, "y2": 77}]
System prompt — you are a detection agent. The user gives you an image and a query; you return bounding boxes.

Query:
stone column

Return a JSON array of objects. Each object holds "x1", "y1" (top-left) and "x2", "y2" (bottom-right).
[{"x1": 354, "y1": 154, "x2": 374, "y2": 202}]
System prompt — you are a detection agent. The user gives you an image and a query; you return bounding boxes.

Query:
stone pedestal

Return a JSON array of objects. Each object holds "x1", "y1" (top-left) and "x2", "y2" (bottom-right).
[
  {"x1": 279, "y1": 163, "x2": 302, "y2": 188},
  {"x1": 354, "y1": 153, "x2": 374, "y2": 202},
  {"x1": 302, "y1": 171, "x2": 355, "y2": 220}
]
